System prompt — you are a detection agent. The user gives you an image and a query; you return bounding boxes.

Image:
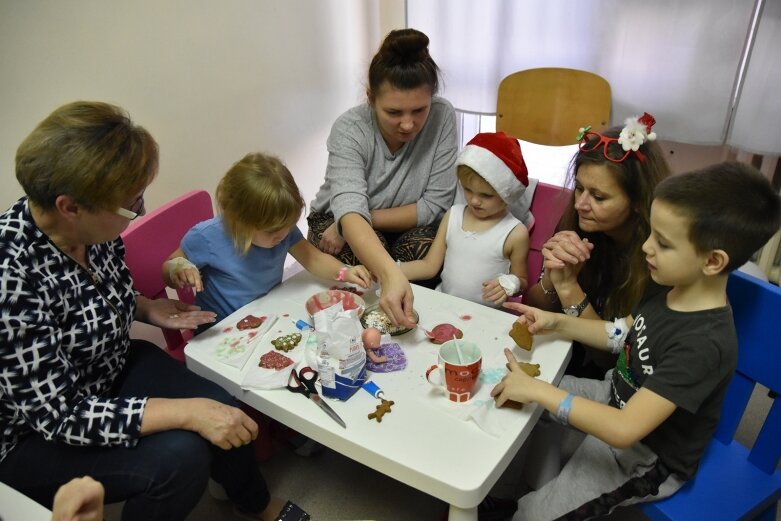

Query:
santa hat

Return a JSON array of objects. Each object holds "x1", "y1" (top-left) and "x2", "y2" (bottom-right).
[{"x1": 456, "y1": 132, "x2": 529, "y2": 204}]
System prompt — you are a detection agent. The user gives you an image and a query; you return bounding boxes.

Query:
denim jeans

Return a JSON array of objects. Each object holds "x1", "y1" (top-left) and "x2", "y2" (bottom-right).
[{"x1": 0, "y1": 340, "x2": 269, "y2": 521}]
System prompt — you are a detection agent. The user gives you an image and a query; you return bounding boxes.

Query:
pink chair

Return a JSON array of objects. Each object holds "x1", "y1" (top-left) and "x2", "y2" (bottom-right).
[
  {"x1": 121, "y1": 190, "x2": 214, "y2": 361},
  {"x1": 525, "y1": 181, "x2": 571, "y2": 289}
]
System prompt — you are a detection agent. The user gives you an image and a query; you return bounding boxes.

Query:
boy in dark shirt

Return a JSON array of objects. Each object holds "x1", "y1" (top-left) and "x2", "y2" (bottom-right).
[{"x1": 494, "y1": 161, "x2": 781, "y2": 520}]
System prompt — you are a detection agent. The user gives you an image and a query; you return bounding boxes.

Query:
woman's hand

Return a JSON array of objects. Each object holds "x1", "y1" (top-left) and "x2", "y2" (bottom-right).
[
  {"x1": 51, "y1": 476, "x2": 104, "y2": 521},
  {"x1": 345, "y1": 265, "x2": 372, "y2": 288},
  {"x1": 482, "y1": 279, "x2": 508, "y2": 306},
  {"x1": 319, "y1": 222, "x2": 346, "y2": 256},
  {"x1": 186, "y1": 398, "x2": 259, "y2": 450},
  {"x1": 378, "y1": 267, "x2": 416, "y2": 329},
  {"x1": 542, "y1": 231, "x2": 593, "y2": 289},
  {"x1": 137, "y1": 296, "x2": 216, "y2": 330}
]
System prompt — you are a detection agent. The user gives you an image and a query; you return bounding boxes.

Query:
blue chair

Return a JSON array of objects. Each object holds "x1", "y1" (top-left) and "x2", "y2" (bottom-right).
[{"x1": 641, "y1": 270, "x2": 781, "y2": 520}]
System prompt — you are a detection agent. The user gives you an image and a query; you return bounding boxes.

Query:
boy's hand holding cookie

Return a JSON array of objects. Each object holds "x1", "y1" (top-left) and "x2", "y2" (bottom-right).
[
  {"x1": 503, "y1": 301, "x2": 561, "y2": 335},
  {"x1": 491, "y1": 348, "x2": 542, "y2": 408}
]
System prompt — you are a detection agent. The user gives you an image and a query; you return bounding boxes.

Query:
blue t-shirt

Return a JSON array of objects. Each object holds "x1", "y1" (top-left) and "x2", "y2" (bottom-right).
[{"x1": 181, "y1": 217, "x2": 304, "y2": 323}]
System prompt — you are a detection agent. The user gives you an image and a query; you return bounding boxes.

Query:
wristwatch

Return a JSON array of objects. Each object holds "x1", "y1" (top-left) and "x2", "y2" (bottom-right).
[{"x1": 563, "y1": 293, "x2": 589, "y2": 317}]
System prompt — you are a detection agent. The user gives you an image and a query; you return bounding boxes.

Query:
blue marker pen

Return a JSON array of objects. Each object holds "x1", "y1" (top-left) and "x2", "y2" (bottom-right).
[
  {"x1": 362, "y1": 380, "x2": 386, "y2": 400},
  {"x1": 292, "y1": 319, "x2": 314, "y2": 331}
]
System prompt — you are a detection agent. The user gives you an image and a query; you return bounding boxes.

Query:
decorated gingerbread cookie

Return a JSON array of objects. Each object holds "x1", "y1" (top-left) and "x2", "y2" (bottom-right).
[
  {"x1": 509, "y1": 322, "x2": 533, "y2": 350},
  {"x1": 259, "y1": 351, "x2": 294, "y2": 371},
  {"x1": 271, "y1": 332, "x2": 302, "y2": 352},
  {"x1": 237, "y1": 314, "x2": 265, "y2": 330},
  {"x1": 425, "y1": 323, "x2": 463, "y2": 344}
]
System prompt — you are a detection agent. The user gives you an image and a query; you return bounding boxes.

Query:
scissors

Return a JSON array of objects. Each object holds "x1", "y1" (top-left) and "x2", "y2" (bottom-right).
[{"x1": 287, "y1": 366, "x2": 347, "y2": 429}]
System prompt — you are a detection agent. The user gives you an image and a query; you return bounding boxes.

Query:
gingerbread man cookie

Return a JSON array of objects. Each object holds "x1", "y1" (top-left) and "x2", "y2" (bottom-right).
[
  {"x1": 271, "y1": 332, "x2": 302, "y2": 352},
  {"x1": 368, "y1": 399, "x2": 395, "y2": 422},
  {"x1": 509, "y1": 321, "x2": 533, "y2": 350},
  {"x1": 499, "y1": 362, "x2": 541, "y2": 409}
]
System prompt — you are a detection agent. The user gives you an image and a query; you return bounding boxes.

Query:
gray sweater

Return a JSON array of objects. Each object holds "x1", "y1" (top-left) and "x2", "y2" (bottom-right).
[{"x1": 310, "y1": 96, "x2": 458, "y2": 230}]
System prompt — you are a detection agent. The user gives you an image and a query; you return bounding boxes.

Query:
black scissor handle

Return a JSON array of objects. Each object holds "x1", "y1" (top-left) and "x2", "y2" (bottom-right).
[{"x1": 287, "y1": 366, "x2": 319, "y2": 397}]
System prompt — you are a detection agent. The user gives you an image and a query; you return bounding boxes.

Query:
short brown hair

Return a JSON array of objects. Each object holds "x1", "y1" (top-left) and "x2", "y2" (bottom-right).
[
  {"x1": 655, "y1": 161, "x2": 781, "y2": 272},
  {"x1": 15, "y1": 101, "x2": 158, "y2": 211},
  {"x1": 216, "y1": 153, "x2": 304, "y2": 254}
]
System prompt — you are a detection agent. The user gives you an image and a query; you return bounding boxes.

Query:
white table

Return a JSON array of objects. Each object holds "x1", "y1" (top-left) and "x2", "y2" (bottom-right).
[
  {"x1": 185, "y1": 271, "x2": 571, "y2": 521},
  {"x1": 0, "y1": 481, "x2": 51, "y2": 521}
]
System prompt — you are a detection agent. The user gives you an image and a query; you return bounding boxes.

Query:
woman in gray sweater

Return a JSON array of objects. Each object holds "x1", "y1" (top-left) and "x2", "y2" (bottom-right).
[{"x1": 308, "y1": 28, "x2": 457, "y2": 328}]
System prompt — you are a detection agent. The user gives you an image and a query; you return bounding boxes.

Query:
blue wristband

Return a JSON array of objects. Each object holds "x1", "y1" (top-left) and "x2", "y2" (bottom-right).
[{"x1": 556, "y1": 393, "x2": 574, "y2": 425}]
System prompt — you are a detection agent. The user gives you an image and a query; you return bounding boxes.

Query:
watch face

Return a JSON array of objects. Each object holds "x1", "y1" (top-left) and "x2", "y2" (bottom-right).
[{"x1": 564, "y1": 307, "x2": 580, "y2": 317}]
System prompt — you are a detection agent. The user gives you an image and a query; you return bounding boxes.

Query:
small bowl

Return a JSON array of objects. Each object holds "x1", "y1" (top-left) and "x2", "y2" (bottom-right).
[
  {"x1": 360, "y1": 304, "x2": 419, "y2": 336},
  {"x1": 305, "y1": 289, "x2": 366, "y2": 318}
]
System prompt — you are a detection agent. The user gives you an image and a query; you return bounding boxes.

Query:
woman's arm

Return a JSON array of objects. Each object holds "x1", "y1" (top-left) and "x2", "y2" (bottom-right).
[
  {"x1": 341, "y1": 212, "x2": 416, "y2": 328},
  {"x1": 416, "y1": 99, "x2": 459, "y2": 225},
  {"x1": 140, "y1": 397, "x2": 258, "y2": 450},
  {"x1": 370, "y1": 204, "x2": 418, "y2": 232}
]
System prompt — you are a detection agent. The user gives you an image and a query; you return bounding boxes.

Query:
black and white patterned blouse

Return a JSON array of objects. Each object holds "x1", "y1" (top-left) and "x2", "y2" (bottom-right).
[{"x1": 0, "y1": 198, "x2": 146, "y2": 462}]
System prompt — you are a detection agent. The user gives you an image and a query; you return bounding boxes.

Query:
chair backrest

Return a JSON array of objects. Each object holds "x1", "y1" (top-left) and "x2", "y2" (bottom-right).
[
  {"x1": 497, "y1": 68, "x2": 611, "y2": 146},
  {"x1": 525, "y1": 182, "x2": 571, "y2": 287},
  {"x1": 121, "y1": 190, "x2": 214, "y2": 359},
  {"x1": 717, "y1": 270, "x2": 781, "y2": 473}
]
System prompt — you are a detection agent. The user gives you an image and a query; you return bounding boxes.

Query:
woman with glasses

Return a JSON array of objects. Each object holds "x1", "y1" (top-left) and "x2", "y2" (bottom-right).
[
  {"x1": 0, "y1": 101, "x2": 294, "y2": 521},
  {"x1": 523, "y1": 114, "x2": 671, "y2": 378}
]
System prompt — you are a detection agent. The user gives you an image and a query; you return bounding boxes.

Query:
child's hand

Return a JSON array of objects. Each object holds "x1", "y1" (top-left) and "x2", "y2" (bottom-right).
[
  {"x1": 503, "y1": 301, "x2": 560, "y2": 335},
  {"x1": 346, "y1": 265, "x2": 372, "y2": 288},
  {"x1": 165, "y1": 257, "x2": 203, "y2": 292},
  {"x1": 482, "y1": 279, "x2": 508, "y2": 306},
  {"x1": 491, "y1": 348, "x2": 536, "y2": 407}
]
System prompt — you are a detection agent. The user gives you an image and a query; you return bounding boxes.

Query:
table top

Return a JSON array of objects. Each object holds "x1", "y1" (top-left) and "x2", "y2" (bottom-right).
[
  {"x1": 184, "y1": 271, "x2": 571, "y2": 509},
  {"x1": 0, "y1": 481, "x2": 51, "y2": 521}
]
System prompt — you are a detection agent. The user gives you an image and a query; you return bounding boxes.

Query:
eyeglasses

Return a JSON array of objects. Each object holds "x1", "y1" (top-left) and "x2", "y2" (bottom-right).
[
  {"x1": 578, "y1": 131, "x2": 637, "y2": 163},
  {"x1": 114, "y1": 193, "x2": 145, "y2": 220}
]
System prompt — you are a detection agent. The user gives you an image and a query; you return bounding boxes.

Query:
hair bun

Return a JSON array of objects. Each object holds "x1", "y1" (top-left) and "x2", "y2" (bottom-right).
[{"x1": 383, "y1": 29, "x2": 430, "y2": 65}]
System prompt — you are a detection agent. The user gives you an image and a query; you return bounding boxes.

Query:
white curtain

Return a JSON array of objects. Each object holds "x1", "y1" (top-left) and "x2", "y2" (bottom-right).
[{"x1": 409, "y1": 0, "x2": 780, "y2": 153}]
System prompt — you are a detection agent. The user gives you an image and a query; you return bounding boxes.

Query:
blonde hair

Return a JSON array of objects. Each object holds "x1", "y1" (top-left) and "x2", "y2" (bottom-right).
[
  {"x1": 216, "y1": 153, "x2": 304, "y2": 254},
  {"x1": 456, "y1": 164, "x2": 505, "y2": 202},
  {"x1": 15, "y1": 101, "x2": 158, "y2": 211}
]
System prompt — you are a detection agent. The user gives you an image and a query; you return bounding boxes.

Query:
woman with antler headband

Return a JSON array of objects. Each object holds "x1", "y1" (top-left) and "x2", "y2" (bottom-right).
[{"x1": 524, "y1": 114, "x2": 671, "y2": 378}]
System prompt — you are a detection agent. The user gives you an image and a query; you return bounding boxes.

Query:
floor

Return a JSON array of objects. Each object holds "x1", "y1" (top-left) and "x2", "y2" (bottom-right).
[{"x1": 102, "y1": 384, "x2": 777, "y2": 521}]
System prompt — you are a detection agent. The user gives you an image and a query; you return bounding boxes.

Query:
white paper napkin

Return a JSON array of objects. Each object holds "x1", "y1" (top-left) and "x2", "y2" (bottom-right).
[{"x1": 187, "y1": 312, "x2": 278, "y2": 369}]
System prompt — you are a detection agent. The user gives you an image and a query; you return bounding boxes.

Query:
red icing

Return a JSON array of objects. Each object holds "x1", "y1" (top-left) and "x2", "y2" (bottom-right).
[
  {"x1": 282, "y1": 313, "x2": 290, "y2": 317},
  {"x1": 426, "y1": 323, "x2": 464, "y2": 344},
  {"x1": 237, "y1": 314, "x2": 265, "y2": 330},
  {"x1": 459, "y1": 314, "x2": 472, "y2": 321},
  {"x1": 223, "y1": 327, "x2": 233, "y2": 333}
]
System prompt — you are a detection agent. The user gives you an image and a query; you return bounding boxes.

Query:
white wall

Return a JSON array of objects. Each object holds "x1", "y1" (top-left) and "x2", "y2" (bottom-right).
[{"x1": 0, "y1": 0, "x2": 404, "y2": 220}]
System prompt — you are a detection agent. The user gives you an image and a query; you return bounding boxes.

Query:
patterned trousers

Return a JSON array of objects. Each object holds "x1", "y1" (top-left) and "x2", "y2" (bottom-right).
[{"x1": 306, "y1": 211, "x2": 439, "y2": 265}]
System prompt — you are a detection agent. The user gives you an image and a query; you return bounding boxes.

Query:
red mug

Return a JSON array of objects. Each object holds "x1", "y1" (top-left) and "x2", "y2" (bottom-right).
[{"x1": 425, "y1": 340, "x2": 482, "y2": 402}]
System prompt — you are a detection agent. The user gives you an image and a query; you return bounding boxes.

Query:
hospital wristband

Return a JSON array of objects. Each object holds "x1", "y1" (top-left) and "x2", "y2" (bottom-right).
[
  {"x1": 556, "y1": 393, "x2": 574, "y2": 425},
  {"x1": 335, "y1": 266, "x2": 348, "y2": 281}
]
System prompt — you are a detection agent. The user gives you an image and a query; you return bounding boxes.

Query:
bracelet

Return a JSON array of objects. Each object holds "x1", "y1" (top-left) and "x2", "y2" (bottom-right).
[
  {"x1": 335, "y1": 266, "x2": 348, "y2": 281},
  {"x1": 556, "y1": 393, "x2": 574, "y2": 425},
  {"x1": 539, "y1": 272, "x2": 557, "y2": 300}
]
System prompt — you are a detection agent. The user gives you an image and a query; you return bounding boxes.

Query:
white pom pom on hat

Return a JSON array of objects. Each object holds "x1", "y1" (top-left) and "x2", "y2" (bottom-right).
[{"x1": 456, "y1": 132, "x2": 529, "y2": 204}]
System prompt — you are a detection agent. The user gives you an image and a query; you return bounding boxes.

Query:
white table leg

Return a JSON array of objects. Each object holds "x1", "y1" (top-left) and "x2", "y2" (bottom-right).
[{"x1": 448, "y1": 504, "x2": 477, "y2": 521}]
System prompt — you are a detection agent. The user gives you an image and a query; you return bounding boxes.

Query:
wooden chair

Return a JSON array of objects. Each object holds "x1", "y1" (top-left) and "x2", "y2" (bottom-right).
[
  {"x1": 641, "y1": 270, "x2": 781, "y2": 520},
  {"x1": 121, "y1": 190, "x2": 213, "y2": 362},
  {"x1": 496, "y1": 67, "x2": 611, "y2": 146}
]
